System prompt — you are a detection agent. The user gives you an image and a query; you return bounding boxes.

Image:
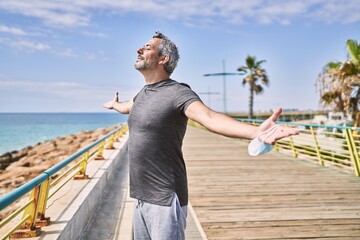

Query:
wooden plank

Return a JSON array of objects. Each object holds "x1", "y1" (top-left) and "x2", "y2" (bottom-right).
[{"x1": 184, "y1": 126, "x2": 360, "y2": 240}]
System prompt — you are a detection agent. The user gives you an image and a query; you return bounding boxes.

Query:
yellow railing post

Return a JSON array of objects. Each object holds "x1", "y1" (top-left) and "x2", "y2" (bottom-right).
[
  {"x1": 351, "y1": 129, "x2": 360, "y2": 170},
  {"x1": 106, "y1": 134, "x2": 115, "y2": 150},
  {"x1": 287, "y1": 124, "x2": 298, "y2": 158},
  {"x1": 74, "y1": 151, "x2": 89, "y2": 180},
  {"x1": 119, "y1": 126, "x2": 128, "y2": 140},
  {"x1": 95, "y1": 140, "x2": 105, "y2": 160},
  {"x1": 288, "y1": 135, "x2": 298, "y2": 158},
  {"x1": 274, "y1": 142, "x2": 279, "y2": 152},
  {"x1": 36, "y1": 179, "x2": 51, "y2": 226},
  {"x1": 10, "y1": 187, "x2": 41, "y2": 238},
  {"x1": 113, "y1": 130, "x2": 121, "y2": 142},
  {"x1": 310, "y1": 126, "x2": 324, "y2": 166},
  {"x1": 345, "y1": 129, "x2": 360, "y2": 177}
]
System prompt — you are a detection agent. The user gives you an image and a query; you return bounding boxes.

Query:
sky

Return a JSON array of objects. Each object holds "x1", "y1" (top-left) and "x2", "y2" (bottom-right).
[{"x1": 0, "y1": 0, "x2": 359, "y2": 114}]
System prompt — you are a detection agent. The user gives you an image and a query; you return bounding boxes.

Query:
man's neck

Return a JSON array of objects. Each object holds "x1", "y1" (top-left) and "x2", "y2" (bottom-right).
[{"x1": 142, "y1": 70, "x2": 170, "y2": 85}]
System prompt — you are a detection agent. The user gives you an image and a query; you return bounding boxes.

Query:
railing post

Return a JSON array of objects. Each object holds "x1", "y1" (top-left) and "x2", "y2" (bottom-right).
[
  {"x1": 113, "y1": 130, "x2": 121, "y2": 142},
  {"x1": 95, "y1": 140, "x2": 105, "y2": 160},
  {"x1": 310, "y1": 126, "x2": 324, "y2": 166},
  {"x1": 345, "y1": 129, "x2": 360, "y2": 176},
  {"x1": 286, "y1": 124, "x2": 298, "y2": 158},
  {"x1": 106, "y1": 134, "x2": 115, "y2": 150},
  {"x1": 10, "y1": 187, "x2": 41, "y2": 238},
  {"x1": 351, "y1": 129, "x2": 360, "y2": 176},
  {"x1": 36, "y1": 179, "x2": 51, "y2": 226},
  {"x1": 74, "y1": 151, "x2": 89, "y2": 180},
  {"x1": 288, "y1": 135, "x2": 298, "y2": 158}
]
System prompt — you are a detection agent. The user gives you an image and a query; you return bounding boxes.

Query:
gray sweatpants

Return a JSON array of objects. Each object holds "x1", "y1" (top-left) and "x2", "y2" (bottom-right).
[{"x1": 133, "y1": 193, "x2": 188, "y2": 240}]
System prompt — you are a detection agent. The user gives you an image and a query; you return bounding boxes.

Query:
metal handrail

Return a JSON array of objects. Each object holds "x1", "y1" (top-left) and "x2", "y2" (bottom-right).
[
  {"x1": 237, "y1": 118, "x2": 360, "y2": 130},
  {"x1": 0, "y1": 125, "x2": 128, "y2": 239},
  {"x1": 237, "y1": 118, "x2": 360, "y2": 177}
]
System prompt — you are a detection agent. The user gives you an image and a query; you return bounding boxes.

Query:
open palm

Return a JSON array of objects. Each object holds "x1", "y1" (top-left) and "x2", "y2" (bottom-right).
[{"x1": 258, "y1": 108, "x2": 299, "y2": 144}]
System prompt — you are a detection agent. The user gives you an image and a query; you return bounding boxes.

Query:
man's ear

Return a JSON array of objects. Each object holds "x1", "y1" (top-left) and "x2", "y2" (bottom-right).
[{"x1": 159, "y1": 55, "x2": 169, "y2": 65}]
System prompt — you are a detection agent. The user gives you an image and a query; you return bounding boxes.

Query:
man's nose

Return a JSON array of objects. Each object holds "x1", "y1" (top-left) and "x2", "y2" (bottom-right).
[{"x1": 137, "y1": 48, "x2": 143, "y2": 54}]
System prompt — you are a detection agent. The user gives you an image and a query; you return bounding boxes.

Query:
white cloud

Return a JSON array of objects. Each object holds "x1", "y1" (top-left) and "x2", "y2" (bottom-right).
[
  {"x1": 16, "y1": 40, "x2": 51, "y2": 50},
  {"x1": 309, "y1": 0, "x2": 360, "y2": 24},
  {"x1": 56, "y1": 48, "x2": 77, "y2": 58},
  {"x1": 0, "y1": 36, "x2": 109, "y2": 61},
  {"x1": 0, "y1": 0, "x2": 359, "y2": 29},
  {"x1": 84, "y1": 52, "x2": 96, "y2": 61},
  {"x1": 0, "y1": 1, "x2": 89, "y2": 28},
  {"x1": 0, "y1": 37, "x2": 51, "y2": 51},
  {"x1": 0, "y1": 24, "x2": 28, "y2": 35},
  {"x1": 83, "y1": 31, "x2": 109, "y2": 39}
]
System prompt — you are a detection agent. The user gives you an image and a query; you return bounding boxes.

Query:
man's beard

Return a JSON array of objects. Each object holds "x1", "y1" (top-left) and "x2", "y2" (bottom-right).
[
  {"x1": 134, "y1": 55, "x2": 157, "y2": 71},
  {"x1": 134, "y1": 59, "x2": 157, "y2": 71}
]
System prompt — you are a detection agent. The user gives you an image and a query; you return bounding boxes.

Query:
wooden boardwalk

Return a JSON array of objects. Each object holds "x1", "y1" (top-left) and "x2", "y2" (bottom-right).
[{"x1": 183, "y1": 126, "x2": 360, "y2": 240}]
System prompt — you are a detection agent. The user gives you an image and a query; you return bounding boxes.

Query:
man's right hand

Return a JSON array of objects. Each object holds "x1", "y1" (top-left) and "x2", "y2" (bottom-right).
[
  {"x1": 103, "y1": 92, "x2": 133, "y2": 114},
  {"x1": 103, "y1": 92, "x2": 119, "y2": 109}
]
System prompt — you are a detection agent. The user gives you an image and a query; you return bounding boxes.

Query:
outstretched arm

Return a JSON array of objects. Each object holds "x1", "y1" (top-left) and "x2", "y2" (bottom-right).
[
  {"x1": 103, "y1": 92, "x2": 133, "y2": 114},
  {"x1": 185, "y1": 101, "x2": 298, "y2": 144}
]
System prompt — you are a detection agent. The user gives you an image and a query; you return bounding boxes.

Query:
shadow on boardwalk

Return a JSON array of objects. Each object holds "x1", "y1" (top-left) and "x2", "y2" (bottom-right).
[{"x1": 183, "y1": 126, "x2": 360, "y2": 240}]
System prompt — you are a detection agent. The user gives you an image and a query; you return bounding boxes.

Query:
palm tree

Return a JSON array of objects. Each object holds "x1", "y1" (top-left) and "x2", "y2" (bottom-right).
[
  {"x1": 316, "y1": 39, "x2": 360, "y2": 123},
  {"x1": 346, "y1": 39, "x2": 360, "y2": 125},
  {"x1": 237, "y1": 55, "x2": 269, "y2": 118}
]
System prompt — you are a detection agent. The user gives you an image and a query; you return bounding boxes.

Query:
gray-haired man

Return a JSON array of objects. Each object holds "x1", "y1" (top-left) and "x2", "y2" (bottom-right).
[{"x1": 103, "y1": 31, "x2": 298, "y2": 239}]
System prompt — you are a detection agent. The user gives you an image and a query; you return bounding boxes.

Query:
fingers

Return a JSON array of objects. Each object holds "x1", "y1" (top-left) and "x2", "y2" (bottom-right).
[
  {"x1": 270, "y1": 107, "x2": 282, "y2": 122},
  {"x1": 103, "y1": 92, "x2": 119, "y2": 110},
  {"x1": 259, "y1": 107, "x2": 282, "y2": 133},
  {"x1": 273, "y1": 127, "x2": 299, "y2": 143},
  {"x1": 264, "y1": 126, "x2": 299, "y2": 144}
]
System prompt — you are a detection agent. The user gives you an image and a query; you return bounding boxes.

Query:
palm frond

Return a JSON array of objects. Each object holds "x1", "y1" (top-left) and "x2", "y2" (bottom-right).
[
  {"x1": 325, "y1": 61, "x2": 342, "y2": 70},
  {"x1": 255, "y1": 60, "x2": 266, "y2": 68},
  {"x1": 254, "y1": 84, "x2": 264, "y2": 94},
  {"x1": 347, "y1": 39, "x2": 360, "y2": 65},
  {"x1": 237, "y1": 66, "x2": 248, "y2": 73},
  {"x1": 245, "y1": 55, "x2": 256, "y2": 68}
]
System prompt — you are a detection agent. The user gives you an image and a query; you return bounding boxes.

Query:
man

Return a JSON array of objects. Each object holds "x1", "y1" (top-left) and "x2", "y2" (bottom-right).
[{"x1": 103, "y1": 31, "x2": 298, "y2": 240}]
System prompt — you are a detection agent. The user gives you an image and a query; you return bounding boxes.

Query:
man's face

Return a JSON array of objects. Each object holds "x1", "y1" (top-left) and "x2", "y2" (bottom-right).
[{"x1": 135, "y1": 38, "x2": 162, "y2": 71}]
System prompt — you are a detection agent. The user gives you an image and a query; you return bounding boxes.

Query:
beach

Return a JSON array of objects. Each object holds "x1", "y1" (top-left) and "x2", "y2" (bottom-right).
[
  {"x1": 0, "y1": 112, "x2": 128, "y2": 221},
  {"x1": 0, "y1": 123, "x2": 126, "y2": 221}
]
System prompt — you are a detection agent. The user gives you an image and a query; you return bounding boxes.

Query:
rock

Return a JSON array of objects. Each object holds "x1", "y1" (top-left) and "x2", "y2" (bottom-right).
[
  {"x1": 11, "y1": 147, "x2": 31, "y2": 161},
  {"x1": 28, "y1": 141, "x2": 56, "y2": 156},
  {"x1": 0, "y1": 152, "x2": 14, "y2": 170},
  {"x1": 54, "y1": 135, "x2": 76, "y2": 151},
  {"x1": 5, "y1": 154, "x2": 37, "y2": 171}
]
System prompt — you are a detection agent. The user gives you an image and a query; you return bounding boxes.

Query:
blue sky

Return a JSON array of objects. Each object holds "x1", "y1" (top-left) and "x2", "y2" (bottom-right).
[{"x1": 0, "y1": 0, "x2": 359, "y2": 113}]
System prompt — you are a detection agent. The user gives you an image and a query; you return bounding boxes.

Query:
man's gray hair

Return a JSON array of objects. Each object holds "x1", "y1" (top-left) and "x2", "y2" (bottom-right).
[{"x1": 153, "y1": 31, "x2": 180, "y2": 75}]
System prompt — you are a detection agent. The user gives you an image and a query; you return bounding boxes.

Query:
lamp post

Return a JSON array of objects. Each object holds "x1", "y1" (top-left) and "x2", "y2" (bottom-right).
[
  {"x1": 203, "y1": 60, "x2": 244, "y2": 113},
  {"x1": 199, "y1": 86, "x2": 220, "y2": 108}
]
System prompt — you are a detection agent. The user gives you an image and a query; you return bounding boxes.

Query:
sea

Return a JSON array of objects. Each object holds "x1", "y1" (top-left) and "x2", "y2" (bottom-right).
[{"x1": 0, "y1": 113, "x2": 128, "y2": 155}]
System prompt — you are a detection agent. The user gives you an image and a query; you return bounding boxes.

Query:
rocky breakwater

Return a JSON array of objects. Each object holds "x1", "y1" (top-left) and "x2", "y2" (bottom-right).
[{"x1": 0, "y1": 124, "x2": 123, "y2": 221}]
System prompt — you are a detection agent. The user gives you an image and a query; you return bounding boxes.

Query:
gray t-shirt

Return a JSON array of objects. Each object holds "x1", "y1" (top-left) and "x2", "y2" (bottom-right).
[{"x1": 127, "y1": 79, "x2": 201, "y2": 206}]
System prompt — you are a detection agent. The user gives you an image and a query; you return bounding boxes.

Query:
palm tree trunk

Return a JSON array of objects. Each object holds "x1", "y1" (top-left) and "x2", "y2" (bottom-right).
[{"x1": 249, "y1": 89, "x2": 254, "y2": 119}]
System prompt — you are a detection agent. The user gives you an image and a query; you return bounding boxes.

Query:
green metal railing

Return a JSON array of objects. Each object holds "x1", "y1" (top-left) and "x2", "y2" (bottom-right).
[
  {"x1": 237, "y1": 119, "x2": 360, "y2": 177},
  {"x1": 0, "y1": 125, "x2": 128, "y2": 239}
]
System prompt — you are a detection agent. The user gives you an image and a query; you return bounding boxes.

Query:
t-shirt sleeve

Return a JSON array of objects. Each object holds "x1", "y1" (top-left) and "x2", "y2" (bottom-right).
[
  {"x1": 174, "y1": 83, "x2": 202, "y2": 113},
  {"x1": 133, "y1": 86, "x2": 145, "y2": 103}
]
